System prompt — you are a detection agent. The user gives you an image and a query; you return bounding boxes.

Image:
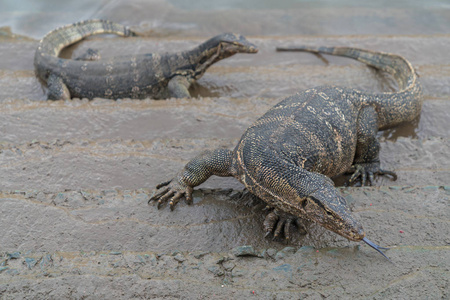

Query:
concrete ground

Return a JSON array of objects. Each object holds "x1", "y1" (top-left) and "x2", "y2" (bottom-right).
[{"x1": 0, "y1": 1, "x2": 449, "y2": 299}]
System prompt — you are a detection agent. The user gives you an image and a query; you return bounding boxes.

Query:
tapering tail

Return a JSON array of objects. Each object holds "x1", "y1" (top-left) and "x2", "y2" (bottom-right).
[
  {"x1": 37, "y1": 19, "x2": 136, "y2": 57},
  {"x1": 277, "y1": 45, "x2": 423, "y2": 129}
]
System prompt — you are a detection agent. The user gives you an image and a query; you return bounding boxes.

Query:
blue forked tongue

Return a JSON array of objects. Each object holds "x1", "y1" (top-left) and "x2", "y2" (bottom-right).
[{"x1": 362, "y1": 237, "x2": 392, "y2": 262}]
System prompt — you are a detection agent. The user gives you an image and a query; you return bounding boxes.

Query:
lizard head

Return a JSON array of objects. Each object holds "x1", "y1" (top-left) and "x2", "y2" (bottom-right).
[
  {"x1": 214, "y1": 33, "x2": 259, "y2": 55},
  {"x1": 300, "y1": 176, "x2": 365, "y2": 242},
  {"x1": 197, "y1": 33, "x2": 258, "y2": 61},
  {"x1": 192, "y1": 33, "x2": 257, "y2": 79}
]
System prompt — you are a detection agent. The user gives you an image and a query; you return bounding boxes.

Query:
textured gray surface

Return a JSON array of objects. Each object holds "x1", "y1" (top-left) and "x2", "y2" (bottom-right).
[{"x1": 1, "y1": 4, "x2": 449, "y2": 298}]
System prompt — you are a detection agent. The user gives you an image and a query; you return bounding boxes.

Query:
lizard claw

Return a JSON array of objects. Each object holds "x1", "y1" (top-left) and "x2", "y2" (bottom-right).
[
  {"x1": 348, "y1": 163, "x2": 397, "y2": 186},
  {"x1": 149, "y1": 178, "x2": 193, "y2": 210},
  {"x1": 263, "y1": 209, "x2": 307, "y2": 241}
]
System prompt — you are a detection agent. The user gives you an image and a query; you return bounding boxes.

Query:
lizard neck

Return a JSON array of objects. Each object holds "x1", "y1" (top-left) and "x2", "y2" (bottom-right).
[
  {"x1": 187, "y1": 48, "x2": 221, "y2": 79},
  {"x1": 163, "y1": 45, "x2": 223, "y2": 81},
  {"x1": 184, "y1": 40, "x2": 236, "y2": 80}
]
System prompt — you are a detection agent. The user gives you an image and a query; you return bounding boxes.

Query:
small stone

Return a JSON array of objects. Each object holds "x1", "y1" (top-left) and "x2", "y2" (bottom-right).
[
  {"x1": 207, "y1": 265, "x2": 224, "y2": 276},
  {"x1": 148, "y1": 253, "x2": 157, "y2": 265},
  {"x1": 231, "y1": 245, "x2": 258, "y2": 257},
  {"x1": 109, "y1": 251, "x2": 122, "y2": 255},
  {"x1": 103, "y1": 190, "x2": 118, "y2": 197},
  {"x1": 231, "y1": 267, "x2": 247, "y2": 277},
  {"x1": 272, "y1": 263, "x2": 292, "y2": 273},
  {"x1": 389, "y1": 186, "x2": 402, "y2": 190},
  {"x1": 275, "y1": 253, "x2": 285, "y2": 261},
  {"x1": 403, "y1": 187, "x2": 416, "y2": 193},
  {"x1": 194, "y1": 252, "x2": 209, "y2": 259},
  {"x1": 326, "y1": 249, "x2": 342, "y2": 257},
  {"x1": 280, "y1": 247, "x2": 296, "y2": 255},
  {"x1": 265, "y1": 248, "x2": 277, "y2": 259},
  {"x1": 215, "y1": 256, "x2": 226, "y2": 264},
  {"x1": 222, "y1": 261, "x2": 235, "y2": 271},
  {"x1": 275, "y1": 247, "x2": 296, "y2": 261},
  {"x1": 222, "y1": 277, "x2": 231, "y2": 285},
  {"x1": 423, "y1": 186, "x2": 438, "y2": 191},
  {"x1": 174, "y1": 253, "x2": 186, "y2": 262},
  {"x1": 25, "y1": 257, "x2": 37, "y2": 270},
  {"x1": 344, "y1": 194, "x2": 355, "y2": 205},
  {"x1": 296, "y1": 246, "x2": 315, "y2": 254},
  {"x1": 40, "y1": 254, "x2": 53, "y2": 269},
  {"x1": 80, "y1": 190, "x2": 91, "y2": 198},
  {"x1": 136, "y1": 255, "x2": 146, "y2": 264},
  {"x1": 443, "y1": 186, "x2": 450, "y2": 191},
  {"x1": 7, "y1": 252, "x2": 21, "y2": 259}
]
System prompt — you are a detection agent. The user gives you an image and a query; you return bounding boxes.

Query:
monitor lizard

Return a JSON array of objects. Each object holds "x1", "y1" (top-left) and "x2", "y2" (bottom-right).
[
  {"x1": 149, "y1": 45, "x2": 423, "y2": 260},
  {"x1": 34, "y1": 20, "x2": 258, "y2": 100}
]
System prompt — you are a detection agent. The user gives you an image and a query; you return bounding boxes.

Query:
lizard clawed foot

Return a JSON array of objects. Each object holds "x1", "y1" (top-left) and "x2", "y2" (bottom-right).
[
  {"x1": 263, "y1": 209, "x2": 307, "y2": 242},
  {"x1": 148, "y1": 178, "x2": 193, "y2": 211},
  {"x1": 74, "y1": 48, "x2": 101, "y2": 61},
  {"x1": 347, "y1": 163, "x2": 397, "y2": 186}
]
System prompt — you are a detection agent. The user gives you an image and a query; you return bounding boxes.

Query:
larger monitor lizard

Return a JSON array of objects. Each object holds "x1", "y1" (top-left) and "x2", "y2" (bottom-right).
[{"x1": 150, "y1": 45, "x2": 423, "y2": 260}]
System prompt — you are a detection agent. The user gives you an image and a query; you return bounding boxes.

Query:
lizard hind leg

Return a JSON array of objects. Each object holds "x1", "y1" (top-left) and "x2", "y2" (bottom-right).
[
  {"x1": 349, "y1": 106, "x2": 397, "y2": 186},
  {"x1": 47, "y1": 74, "x2": 71, "y2": 100}
]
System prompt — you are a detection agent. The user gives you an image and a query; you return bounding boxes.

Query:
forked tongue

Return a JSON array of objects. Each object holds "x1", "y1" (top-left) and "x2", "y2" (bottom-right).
[{"x1": 362, "y1": 237, "x2": 392, "y2": 262}]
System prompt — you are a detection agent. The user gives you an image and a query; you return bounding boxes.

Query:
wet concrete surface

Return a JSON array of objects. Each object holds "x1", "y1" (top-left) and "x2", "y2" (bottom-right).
[
  {"x1": 0, "y1": 187, "x2": 449, "y2": 298},
  {"x1": 1, "y1": 1, "x2": 450, "y2": 298}
]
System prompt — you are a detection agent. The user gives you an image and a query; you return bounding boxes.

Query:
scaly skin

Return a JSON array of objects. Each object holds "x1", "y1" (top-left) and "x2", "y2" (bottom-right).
[
  {"x1": 34, "y1": 20, "x2": 258, "y2": 100},
  {"x1": 150, "y1": 46, "x2": 423, "y2": 260}
]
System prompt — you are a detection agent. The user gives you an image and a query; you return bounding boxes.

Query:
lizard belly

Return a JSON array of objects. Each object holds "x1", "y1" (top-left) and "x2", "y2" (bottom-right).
[{"x1": 49, "y1": 56, "x2": 165, "y2": 99}]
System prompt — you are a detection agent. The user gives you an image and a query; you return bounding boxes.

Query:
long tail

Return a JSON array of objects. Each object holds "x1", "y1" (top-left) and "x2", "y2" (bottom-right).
[
  {"x1": 277, "y1": 45, "x2": 423, "y2": 129},
  {"x1": 37, "y1": 19, "x2": 136, "y2": 57}
]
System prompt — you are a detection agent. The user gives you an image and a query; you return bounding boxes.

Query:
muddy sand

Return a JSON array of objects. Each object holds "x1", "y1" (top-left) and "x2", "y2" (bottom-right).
[{"x1": 1, "y1": 1, "x2": 449, "y2": 299}]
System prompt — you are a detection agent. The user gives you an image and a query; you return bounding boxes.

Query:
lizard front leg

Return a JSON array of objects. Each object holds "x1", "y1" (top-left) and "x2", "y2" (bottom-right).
[
  {"x1": 349, "y1": 106, "x2": 397, "y2": 185},
  {"x1": 47, "y1": 74, "x2": 71, "y2": 100},
  {"x1": 149, "y1": 148, "x2": 234, "y2": 210},
  {"x1": 263, "y1": 208, "x2": 307, "y2": 241},
  {"x1": 168, "y1": 75, "x2": 191, "y2": 98}
]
